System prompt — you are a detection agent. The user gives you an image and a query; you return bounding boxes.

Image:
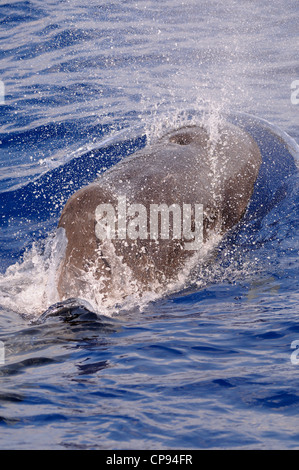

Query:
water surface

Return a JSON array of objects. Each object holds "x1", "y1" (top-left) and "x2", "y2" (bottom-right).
[{"x1": 0, "y1": 0, "x2": 299, "y2": 449}]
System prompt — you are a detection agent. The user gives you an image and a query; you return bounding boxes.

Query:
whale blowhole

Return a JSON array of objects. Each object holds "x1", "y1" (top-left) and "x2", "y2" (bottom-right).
[{"x1": 169, "y1": 133, "x2": 194, "y2": 145}]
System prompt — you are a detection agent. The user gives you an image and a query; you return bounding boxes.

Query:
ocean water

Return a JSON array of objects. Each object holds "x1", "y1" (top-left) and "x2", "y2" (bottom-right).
[{"x1": 0, "y1": 0, "x2": 299, "y2": 450}]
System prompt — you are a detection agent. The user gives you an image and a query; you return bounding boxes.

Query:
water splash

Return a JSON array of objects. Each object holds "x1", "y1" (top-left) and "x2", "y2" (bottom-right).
[{"x1": 0, "y1": 229, "x2": 67, "y2": 319}]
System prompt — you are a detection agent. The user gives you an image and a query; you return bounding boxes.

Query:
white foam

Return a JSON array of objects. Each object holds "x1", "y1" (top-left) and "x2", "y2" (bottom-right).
[
  {"x1": 0, "y1": 229, "x2": 67, "y2": 319},
  {"x1": 0, "y1": 223, "x2": 223, "y2": 320}
]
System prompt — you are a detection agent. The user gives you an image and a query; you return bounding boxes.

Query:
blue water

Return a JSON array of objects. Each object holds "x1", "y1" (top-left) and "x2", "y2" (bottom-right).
[{"x1": 0, "y1": 0, "x2": 299, "y2": 449}]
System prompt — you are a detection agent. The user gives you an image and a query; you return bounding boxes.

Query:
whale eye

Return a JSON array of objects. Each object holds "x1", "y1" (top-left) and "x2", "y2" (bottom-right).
[{"x1": 169, "y1": 133, "x2": 193, "y2": 145}]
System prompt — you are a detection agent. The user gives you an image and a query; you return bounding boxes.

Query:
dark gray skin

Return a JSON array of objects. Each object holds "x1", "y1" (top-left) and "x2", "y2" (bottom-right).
[{"x1": 57, "y1": 123, "x2": 262, "y2": 302}]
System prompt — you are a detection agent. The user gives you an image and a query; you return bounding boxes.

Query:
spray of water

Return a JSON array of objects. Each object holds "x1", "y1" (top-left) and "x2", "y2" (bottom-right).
[{"x1": 0, "y1": 229, "x2": 67, "y2": 318}]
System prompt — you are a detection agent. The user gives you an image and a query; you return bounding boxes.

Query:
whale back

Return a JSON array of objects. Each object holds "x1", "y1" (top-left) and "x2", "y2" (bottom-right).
[{"x1": 57, "y1": 123, "x2": 262, "y2": 300}]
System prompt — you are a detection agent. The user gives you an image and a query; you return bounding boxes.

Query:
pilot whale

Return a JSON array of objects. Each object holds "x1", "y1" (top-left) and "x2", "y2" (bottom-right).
[{"x1": 56, "y1": 121, "x2": 263, "y2": 302}]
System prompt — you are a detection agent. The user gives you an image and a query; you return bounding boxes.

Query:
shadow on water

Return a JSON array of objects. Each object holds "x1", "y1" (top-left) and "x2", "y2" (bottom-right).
[{"x1": 0, "y1": 299, "x2": 123, "y2": 382}]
